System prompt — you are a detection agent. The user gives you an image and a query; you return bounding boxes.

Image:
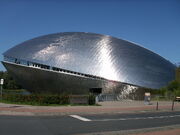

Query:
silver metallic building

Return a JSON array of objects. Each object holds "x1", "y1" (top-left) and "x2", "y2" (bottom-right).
[{"x1": 2, "y1": 32, "x2": 175, "y2": 99}]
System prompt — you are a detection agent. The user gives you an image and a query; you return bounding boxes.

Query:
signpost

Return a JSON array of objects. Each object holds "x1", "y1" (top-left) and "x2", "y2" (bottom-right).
[
  {"x1": 144, "y1": 92, "x2": 151, "y2": 105},
  {"x1": 0, "y1": 79, "x2": 4, "y2": 100}
]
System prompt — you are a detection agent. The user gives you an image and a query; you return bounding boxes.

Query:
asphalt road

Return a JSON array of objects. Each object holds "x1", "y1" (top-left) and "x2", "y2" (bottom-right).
[{"x1": 0, "y1": 111, "x2": 180, "y2": 135}]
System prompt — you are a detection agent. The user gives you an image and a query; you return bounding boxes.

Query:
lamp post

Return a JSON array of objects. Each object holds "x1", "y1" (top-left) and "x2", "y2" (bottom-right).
[{"x1": 0, "y1": 79, "x2": 4, "y2": 100}]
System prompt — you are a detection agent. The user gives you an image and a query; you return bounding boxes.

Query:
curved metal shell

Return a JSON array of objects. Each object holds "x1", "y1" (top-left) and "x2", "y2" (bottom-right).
[{"x1": 3, "y1": 32, "x2": 175, "y2": 89}]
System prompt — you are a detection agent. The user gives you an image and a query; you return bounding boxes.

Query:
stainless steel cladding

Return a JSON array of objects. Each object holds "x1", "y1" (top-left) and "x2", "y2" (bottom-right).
[{"x1": 3, "y1": 32, "x2": 175, "y2": 91}]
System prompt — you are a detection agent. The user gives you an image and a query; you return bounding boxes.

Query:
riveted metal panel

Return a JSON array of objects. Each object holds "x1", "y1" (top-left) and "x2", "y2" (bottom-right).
[{"x1": 3, "y1": 32, "x2": 175, "y2": 89}]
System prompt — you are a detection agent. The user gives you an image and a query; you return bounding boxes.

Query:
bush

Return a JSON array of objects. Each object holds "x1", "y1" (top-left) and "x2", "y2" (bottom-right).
[
  {"x1": 88, "y1": 94, "x2": 95, "y2": 105},
  {"x1": 2, "y1": 94, "x2": 96, "y2": 105},
  {"x1": 153, "y1": 80, "x2": 180, "y2": 100},
  {"x1": 174, "y1": 90, "x2": 180, "y2": 97},
  {"x1": 2, "y1": 94, "x2": 70, "y2": 105},
  {"x1": 164, "y1": 90, "x2": 174, "y2": 100}
]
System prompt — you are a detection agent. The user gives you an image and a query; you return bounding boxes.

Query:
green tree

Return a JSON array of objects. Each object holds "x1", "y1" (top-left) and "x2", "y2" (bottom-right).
[
  {"x1": 165, "y1": 80, "x2": 180, "y2": 97},
  {"x1": 167, "y1": 80, "x2": 179, "y2": 91},
  {"x1": 0, "y1": 71, "x2": 21, "y2": 89}
]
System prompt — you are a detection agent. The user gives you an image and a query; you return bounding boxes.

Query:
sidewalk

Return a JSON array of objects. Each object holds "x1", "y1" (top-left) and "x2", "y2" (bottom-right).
[
  {"x1": 131, "y1": 128, "x2": 180, "y2": 135},
  {"x1": 0, "y1": 100, "x2": 179, "y2": 116},
  {"x1": 82, "y1": 125, "x2": 180, "y2": 135}
]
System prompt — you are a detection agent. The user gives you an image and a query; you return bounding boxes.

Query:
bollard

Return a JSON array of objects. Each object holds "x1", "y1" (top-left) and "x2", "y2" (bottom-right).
[
  {"x1": 156, "y1": 101, "x2": 158, "y2": 110},
  {"x1": 172, "y1": 100, "x2": 174, "y2": 111}
]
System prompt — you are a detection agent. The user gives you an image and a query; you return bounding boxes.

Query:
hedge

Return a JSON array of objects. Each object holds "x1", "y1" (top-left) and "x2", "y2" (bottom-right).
[{"x1": 2, "y1": 94, "x2": 95, "y2": 105}]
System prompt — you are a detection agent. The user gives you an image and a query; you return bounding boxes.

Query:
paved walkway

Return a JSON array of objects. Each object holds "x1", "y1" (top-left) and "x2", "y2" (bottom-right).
[
  {"x1": 83, "y1": 125, "x2": 180, "y2": 135},
  {"x1": 131, "y1": 128, "x2": 180, "y2": 135},
  {"x1": 0, "y1": 100, "x2": 179, "y2": 116}
]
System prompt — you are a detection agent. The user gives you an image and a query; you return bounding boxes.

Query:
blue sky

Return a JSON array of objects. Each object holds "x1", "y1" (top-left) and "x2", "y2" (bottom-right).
[{"x1": 0, "y1": 0, "x2": 180, "y2": 71}]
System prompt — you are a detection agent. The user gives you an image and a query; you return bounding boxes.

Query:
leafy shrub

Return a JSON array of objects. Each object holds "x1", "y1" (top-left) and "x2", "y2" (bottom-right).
[
  {"x1": 88, "y1": 94, "x2": 95, "y2": 105},
  {"x1": 2, "y1": 94, "x2": 96, "y2": 105},
  {"x1": 2, "y1": 94, "x2": 70, "y2": 105},
  {"x1": 174, "y1": 90, "x2": 180, "y2": 97}
]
